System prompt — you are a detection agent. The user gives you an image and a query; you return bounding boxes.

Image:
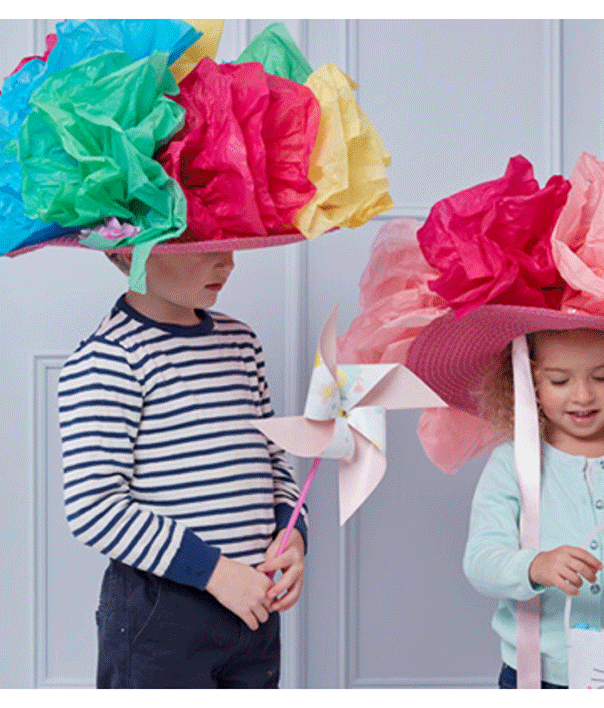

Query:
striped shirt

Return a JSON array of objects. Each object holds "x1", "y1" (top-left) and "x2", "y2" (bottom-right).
[{"x1": 58, "y1": 295, "x2": 307, "y2": 591}]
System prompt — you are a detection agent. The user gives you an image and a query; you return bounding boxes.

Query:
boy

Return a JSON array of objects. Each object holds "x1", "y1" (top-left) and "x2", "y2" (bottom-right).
[{"x1": 58, "y1": 249, "x2": 307, "y2": 688}]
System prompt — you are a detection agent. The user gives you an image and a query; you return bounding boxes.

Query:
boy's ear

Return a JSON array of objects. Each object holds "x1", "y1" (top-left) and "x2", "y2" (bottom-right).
[{"x1": 108, "y1": 250, "x2": 132, "y2": 266}]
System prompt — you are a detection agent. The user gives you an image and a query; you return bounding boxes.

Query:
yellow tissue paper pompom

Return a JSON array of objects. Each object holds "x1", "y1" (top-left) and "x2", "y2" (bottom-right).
[{"x1": 293, "y1": 64, "x2": 393, "y2": 239}]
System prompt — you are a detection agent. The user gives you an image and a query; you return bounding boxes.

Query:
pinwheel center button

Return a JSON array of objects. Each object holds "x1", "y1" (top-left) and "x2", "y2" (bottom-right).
[{"x1": 339, "y1": 409, "x2": 349, "y2": 418}]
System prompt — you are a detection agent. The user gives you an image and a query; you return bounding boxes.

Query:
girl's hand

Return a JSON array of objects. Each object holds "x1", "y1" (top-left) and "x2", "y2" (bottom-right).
[
  {"x1": 257, "y1": 528, "x2": 305, "y2": 612},
  {"x1": 529, "y1": 546, "x2": 603, "y2": 595}
]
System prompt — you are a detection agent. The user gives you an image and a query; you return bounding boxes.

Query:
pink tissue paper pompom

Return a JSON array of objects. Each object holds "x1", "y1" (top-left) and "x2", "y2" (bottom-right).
[
  {"x1": 417, "y1": 407, "x2": 507, "y2": 475},
  {"x1": 551, "y1": 152, "x2": 604, "y2": 316},
  {"x1": 338, "y1": 218, "x2": 449, "y2": 365}
]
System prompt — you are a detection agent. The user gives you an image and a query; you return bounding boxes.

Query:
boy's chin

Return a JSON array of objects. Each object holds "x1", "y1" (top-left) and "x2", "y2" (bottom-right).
[{"x1": 190, "y1": 300, "x2": 216, "y2": 312}]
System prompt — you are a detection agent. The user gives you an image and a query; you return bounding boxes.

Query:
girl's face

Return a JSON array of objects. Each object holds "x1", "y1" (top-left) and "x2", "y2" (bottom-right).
[{"x1": 533, "y1": 329, "x2": 604, "y2": 456}]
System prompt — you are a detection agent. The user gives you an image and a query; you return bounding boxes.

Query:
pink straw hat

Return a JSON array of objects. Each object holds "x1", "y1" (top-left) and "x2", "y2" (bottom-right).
[{"x1": 406, "y1": 304, "x2": 604, "y2": 416}]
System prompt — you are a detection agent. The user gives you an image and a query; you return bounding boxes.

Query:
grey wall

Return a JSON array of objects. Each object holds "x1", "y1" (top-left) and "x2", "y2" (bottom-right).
[{"x1": 1, "y1": 18, "x2": 603, "y2": 689}]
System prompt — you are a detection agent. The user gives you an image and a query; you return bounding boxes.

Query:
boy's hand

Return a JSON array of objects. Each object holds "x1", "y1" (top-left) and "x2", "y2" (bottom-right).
[
  {"x1": 257, "y1": 528, "x2": 305, "y2": 612},
  {"x1": 205, "y1": 555, "x2": 274, "y2": 631},
  {"x1": 529, "y1": 545, "x2": 602, "y2": 595}
]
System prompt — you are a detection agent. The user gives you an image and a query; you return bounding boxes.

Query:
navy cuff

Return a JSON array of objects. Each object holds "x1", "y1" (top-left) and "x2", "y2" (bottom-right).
[
  {"x1": 164, "y1": 527, "x2": 221, "y2": 590},
  {"x1": 275, "y1": 503, "x2": 308, "y2": 554}
]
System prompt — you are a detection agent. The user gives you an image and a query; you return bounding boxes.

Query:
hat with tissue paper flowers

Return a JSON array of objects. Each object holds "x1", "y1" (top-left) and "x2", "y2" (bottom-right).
[
  {"x1": 1, "y1": 19, "x2": 393, "y2": 294},
  {"x1": 406, "y1": 153, "x2": 604, "y2": 415},
  {"x1": 339, "y1": 152, "x2": 604, "y2": 470}
]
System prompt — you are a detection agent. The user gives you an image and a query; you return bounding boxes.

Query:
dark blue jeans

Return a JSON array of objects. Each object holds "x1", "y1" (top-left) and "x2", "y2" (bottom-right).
[
  {"x1": 498, "y1": 663, "x2": 567, "y2": 689},
  {"x1": 96, "y1": 560, "x2": 280, "y2": 688}
]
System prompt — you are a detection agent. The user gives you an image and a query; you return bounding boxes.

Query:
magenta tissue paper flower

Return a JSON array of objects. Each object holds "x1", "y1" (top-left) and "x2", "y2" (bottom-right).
[{"x1": 417, "y1": 155, "x2": 571, "y2": 317}]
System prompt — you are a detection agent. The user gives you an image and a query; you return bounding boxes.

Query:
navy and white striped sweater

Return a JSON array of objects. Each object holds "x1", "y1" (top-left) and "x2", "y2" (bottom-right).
[{"x1": 58, "y1": 295, "x2": 307, "y2": 591}]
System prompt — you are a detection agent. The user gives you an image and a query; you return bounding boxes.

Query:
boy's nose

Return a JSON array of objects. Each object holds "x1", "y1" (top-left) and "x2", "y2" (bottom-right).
[{"x1": 216, "y1": 251, "x2": 234, "y2": 269}]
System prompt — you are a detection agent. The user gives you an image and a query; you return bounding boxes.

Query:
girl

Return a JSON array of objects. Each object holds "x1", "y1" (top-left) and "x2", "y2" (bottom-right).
[
  {"x1": 465, "y1": 327, "x2": 604, "y2": 688},
  {"x1": 341, "y1": 153, "x2": 604, "y2": 688}
]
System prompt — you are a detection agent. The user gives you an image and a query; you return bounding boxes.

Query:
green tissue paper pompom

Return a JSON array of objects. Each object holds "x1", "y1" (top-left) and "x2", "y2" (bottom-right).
[
  {"x1": 17, "y1": 50, "x2": 189, "y2": 293},
  {"x1": 236, "y1": 23, "x2": 313, "y2": 83}
]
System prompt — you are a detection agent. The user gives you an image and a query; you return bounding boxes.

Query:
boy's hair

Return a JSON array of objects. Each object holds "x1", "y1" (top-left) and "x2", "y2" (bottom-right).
[
  {"x1": 477, "y1": 332, "x2": 545, "y2": 438},
  {"x1": 105, "y1": 252, "x2": 130, "y2": 276}
]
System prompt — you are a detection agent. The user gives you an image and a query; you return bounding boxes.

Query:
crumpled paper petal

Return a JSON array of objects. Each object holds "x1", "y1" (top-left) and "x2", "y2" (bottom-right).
[
  {"x1": 417, "y1": 407, "x2": 507, "y2": 475},
  {"x1": 18, "y1": 51, "x2": 187, "y2": 293},
  {"x1": 338, "y1": 218, "x2": 449, "y2": 365},
  {"x1": 235, "y1": 22, "x2": 313, "y2": 83},
  {"x1": 417, "y1": 155, "x2": 571, "y2": 317},
  {"x1": 550, "y1": 152, "x2": 604, "y2": 315},
  {"x1": 0, "y1": 32, "x2": 70, "y2": 253},
  {"x1": 79, "y1": 217, "x2": 140, "y2": 242},
  {"x1": 170, "y1": 20, "x2": 224, "y2": 82},
  {"x1": 42, "y1": 19, "x2": 201, "y2": 70},
  {"x1": 0, "y1": 19, "x2": 201, "y2": 257},
  {"x1": 156, "y1": 57, "x2": 319, "y2": 240},
  {"x1": 292, "y1": 64, "x2": 393, "y2": 238}
]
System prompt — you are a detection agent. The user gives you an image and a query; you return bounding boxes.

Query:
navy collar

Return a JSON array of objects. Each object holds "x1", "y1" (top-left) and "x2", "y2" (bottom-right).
[{"x1": 114, "y1": 294, "x2": 214, "y2": 336}]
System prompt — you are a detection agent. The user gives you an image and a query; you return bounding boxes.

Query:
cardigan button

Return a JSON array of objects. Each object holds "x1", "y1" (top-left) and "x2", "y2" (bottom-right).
[
  {"x1": 596, "y1": 499, "x2": 604, "y2": 509},
  {"x1": 591, "y1": 584, "x2": 601, "y2": 594},
  {"x1": 590, "y1": 540, "x2": 599, "y2": 550}
]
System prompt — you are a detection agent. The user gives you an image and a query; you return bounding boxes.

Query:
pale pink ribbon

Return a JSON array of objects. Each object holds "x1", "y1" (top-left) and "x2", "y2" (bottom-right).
[{"x1": 512, "y1": 336, "x2": 542, "y2": 688}]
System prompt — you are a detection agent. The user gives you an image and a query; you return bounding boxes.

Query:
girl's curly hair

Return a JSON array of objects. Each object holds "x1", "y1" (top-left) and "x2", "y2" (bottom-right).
[{"x1": 477, "y1": 333, "x2": 546, "y2": 438}]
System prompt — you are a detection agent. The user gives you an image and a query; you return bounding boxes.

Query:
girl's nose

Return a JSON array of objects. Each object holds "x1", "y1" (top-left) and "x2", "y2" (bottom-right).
[{"x1": 572, "y1": 378, "x2": 596, "y2": 404}]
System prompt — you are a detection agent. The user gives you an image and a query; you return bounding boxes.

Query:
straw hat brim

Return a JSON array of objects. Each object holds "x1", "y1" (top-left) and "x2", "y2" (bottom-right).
[
  {"x1": 6, "y1": 231, "x2": 306, "y2": 257},
  {"x1": 405, "y1": 304, "x2": 604, "y2": 416}
]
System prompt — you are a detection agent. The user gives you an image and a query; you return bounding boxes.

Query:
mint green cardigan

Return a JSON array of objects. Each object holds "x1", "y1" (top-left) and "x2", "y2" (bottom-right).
[{"x1": 463, "y1": 441, "x2": 604, "y2": 685}]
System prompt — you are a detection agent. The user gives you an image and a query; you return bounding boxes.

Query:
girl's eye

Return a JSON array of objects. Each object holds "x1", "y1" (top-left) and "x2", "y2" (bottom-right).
[
  {"x1": 593, "y1": 377, "x2": 604, "y2": 383},
  {"x1": 549, "y1": 379, "x2": 568, "y2": 386}
]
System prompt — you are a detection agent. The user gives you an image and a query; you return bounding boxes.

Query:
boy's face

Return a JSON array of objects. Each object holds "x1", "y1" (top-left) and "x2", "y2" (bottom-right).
[{"x1": 124, "y1": 251, "x2": 235, "y2": 325}]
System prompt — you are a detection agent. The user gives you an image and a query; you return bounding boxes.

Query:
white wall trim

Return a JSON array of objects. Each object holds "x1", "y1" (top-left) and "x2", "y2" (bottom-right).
[
  {"x1": 374, "y1": 206, "x2": 429, "y2": 221},
  {"x1": 282, "y1": 239, "x2": 309, "y2": 689},
  {"x1": 238, "y1": 19, "x2": 252, "y2": 56},
  {"x1": 33, "y1": 19, "x2": 45, "y2": 54},
  {"x1": 280, "y1": 161, "x2": 311, "y2": 681},
  {"x1": 351, "y1": 676, "x2": 498, "y2": 688},
  {"x1": 546, "y1": 19, "x2": 563, "y2": 175},
  {"x1": 32, "y1": 354, "x2": 69, "y2": 688},
  {"x1": 341, "y1": 516, "x2": 354, "y2": 687}
]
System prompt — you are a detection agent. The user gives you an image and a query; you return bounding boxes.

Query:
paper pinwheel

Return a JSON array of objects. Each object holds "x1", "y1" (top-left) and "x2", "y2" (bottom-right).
[{"x1": 253, "y1": 305, "x2": 447, "y2": 560}]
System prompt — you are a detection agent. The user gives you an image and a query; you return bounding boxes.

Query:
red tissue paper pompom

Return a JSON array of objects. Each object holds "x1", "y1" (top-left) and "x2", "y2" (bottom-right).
[
  {"x1": 417, "y1": 155, "x2": 571, "y2": 317},
  {"x1": 156, "y1": 57, "x2": 320, "y2": 242}
]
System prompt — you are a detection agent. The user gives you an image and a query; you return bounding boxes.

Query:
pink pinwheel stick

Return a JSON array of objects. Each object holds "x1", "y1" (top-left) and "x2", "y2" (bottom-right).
[{"x1": 267, "y1": 456, "x2": 321, "y2": 580}]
